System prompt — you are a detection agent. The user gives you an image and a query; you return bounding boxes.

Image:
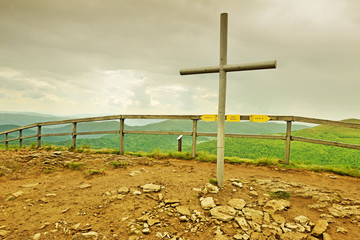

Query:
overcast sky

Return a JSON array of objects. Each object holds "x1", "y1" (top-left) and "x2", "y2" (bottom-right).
[{"x1": 0, "y1": 0, "x2": 359, "y2": 120}]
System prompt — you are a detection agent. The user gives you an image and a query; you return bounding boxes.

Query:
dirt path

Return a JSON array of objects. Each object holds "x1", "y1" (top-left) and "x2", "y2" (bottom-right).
[{"x1": 0, "y1": 149, "x2": 359, "y2": 239}]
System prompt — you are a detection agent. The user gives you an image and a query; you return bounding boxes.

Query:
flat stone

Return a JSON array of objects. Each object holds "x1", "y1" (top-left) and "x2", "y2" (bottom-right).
[
  {"x1": 13, "y1": 190, "x2": 24, "y2": 198},
  {"x1": 285, "y1": 222, "x2": 299, "y2": 230},
  {"x1": 39, "y1": 222, "x2": 50, "y2": 229},
  {"x1": 133, "y1": 190, "x2": 142, "y2": 195},
  {"x1": 280, "y1": 232, "x2": 307, "y2": 240},
  {"x1": 176, "y1": 206, "x2": 191, "y2": 216},
  {"x1": 323, "y1": 232, "x2": 332, "y2": 240},
  {"x1": 210, "y1": 206, "x2": 237, "y2": 222},
  {"x1": 242, "y1": 207, "x2": 264, "y2": 224},
  {"x1": 328, "y1": 204, "x2": 360, "y2": 218},
  {"x1": 129, "y1": 171, "x2": 140, "y2": 176},
  {"x1": 272, "y1": 214, "x2": 285, "y2": 224},
  {"x1": 21, "y1": 183, "x2": 39, "y2": 188},
  {"x1": 249, "y1": 190, "x2": 258, "y2": 197},
  {"x1": 147, "y1": 218, "x2": 160, "y2": 226},
  {"x1": 33, "y1": 233, "x2": 41, "y2": 240},
  {"x1": 164, "y1": 199, "x2": 180, "y2": 204},
  {"x1": 248, "y1": 221, "x2": 261, "y2": 232},
  {"x1": 262, "y1": 224, "x2": 282, "y2": 237},
  {"x1": 214, "y1": 234, "x2": 230, "y2": 240},
  {"x1": 137, "y1": 215, "x2": 150, "y2": 222},
  {"x1": 336, "y1": 226, "x2": 347, "y2": 234},
  {"x1": 312, "y1": 219, "x2": 328, "y2": 236},
  {"x1": 81, "y1": 231, "x2": 99, "y2": 238},
  {"x1": 117, "y1": 187, "x2": 129, "y2": 194},
  {"x1": 263, "y1": 199, "x2": 290, "y2": 214},
  {"x1": 0, "y1": 230, "x2": 10, "y2": 237},
  {"x1": 79, "y1": 184, "x2": 92, "y2": 189},
  {"x1": 142, "y1": 228, "x2": 150, "y2": 234},
  {"x1": 294, "y1": 215, "x2": 309, "y2": 226},
  {"x1": 232, "y1": 181, "x2": 243, "y2": 188},
  {"x1": 235, "y1": 217, "x2": 250, "y2": 231},
  {"x1": 45, "y1": 193, "x2": 56, "y2": 197},
  {"x1": 72, "y1": 223, "x2": 81, "y2": 230},
  {"x1": 204, "y1": 183, "x2": 219, "y2": 194},
  {"x1": 320, "y1": 214, "x2": 336, "y2": 223},
  {"x1": 200, "y1": 197, "x2": 216, "y2": 210},
  {"x1": 142, "y1": 183, "x2": 161, "y2": 192},
  {"x1": 228, "y1": 198, "x2": 246, "y2": 210}
]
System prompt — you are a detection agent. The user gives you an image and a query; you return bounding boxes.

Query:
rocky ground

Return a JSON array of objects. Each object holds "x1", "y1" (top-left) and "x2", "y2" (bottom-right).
[{"x1": 0, "y1": 149, "x2": 360, "y2": 240}]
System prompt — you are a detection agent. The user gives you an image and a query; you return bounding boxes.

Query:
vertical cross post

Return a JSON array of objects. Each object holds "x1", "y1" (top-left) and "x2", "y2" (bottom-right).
[
  {"x1": 217, "y1": 13, "x2": 228, "y2": 187},
  {"x1": 180, "y1": 13, "x2": 276, "y2": 187}
]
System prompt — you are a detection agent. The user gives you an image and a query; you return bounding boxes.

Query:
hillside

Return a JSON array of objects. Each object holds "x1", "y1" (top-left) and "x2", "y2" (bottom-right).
[
  {"x1": 193, "y1": 119, "x2": 360, "y2": 168},
  {"x1": 41, "y1": 120, "x2": 309, "y2": 152}
]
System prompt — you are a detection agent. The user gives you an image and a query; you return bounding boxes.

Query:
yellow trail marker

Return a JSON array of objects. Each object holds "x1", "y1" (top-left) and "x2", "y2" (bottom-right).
[
  {"x1": 226, "y1": 115, "x2": 240, "y2": 122},
  {"x1": 249, "y1": 115, "x2": 271, "y2": 122},
  {"x1": 201, "y1": 114, "x2": 218, "y2": 121}
]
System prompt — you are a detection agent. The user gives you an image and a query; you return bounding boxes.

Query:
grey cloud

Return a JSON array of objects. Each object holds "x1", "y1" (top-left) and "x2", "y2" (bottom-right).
[{"x1": 0, "y1": 0, "x2": 359, "y2": 119}]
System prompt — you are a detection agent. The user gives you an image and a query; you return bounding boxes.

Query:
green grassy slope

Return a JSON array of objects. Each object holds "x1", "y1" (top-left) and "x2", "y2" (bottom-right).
[{"x1": 192, "y1": 119, "x2": 360, "y2": 168}]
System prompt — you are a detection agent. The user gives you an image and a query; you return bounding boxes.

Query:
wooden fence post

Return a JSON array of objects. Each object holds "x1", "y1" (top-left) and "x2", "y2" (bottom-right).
[
  {"x1": 19, "y1": 130, "x2": 23, "y2": 148},
  {"x1": 119, "y1": 118, "x2": 124, "y2": 155},
  {"x1": 72, "y1": 122, "x2": 77, "y2": 149},
  {"x1": 192, "y1": 119, "x2": 198, "y2": 158},
  {"x1": 5, "y1": 133, "x2": 8, "y2": 150},
  {"x1": 285, "y1": 121, "x2": 292, "y2": 165},
  {"x1": 37, "y1": 126, "x2": 41, "y2": 148}
]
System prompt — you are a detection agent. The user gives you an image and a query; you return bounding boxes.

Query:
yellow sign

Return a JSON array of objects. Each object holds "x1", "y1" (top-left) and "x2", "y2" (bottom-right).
[
  {"x1": 201, "y1": 114, "x2": 218, "y2": 121},
  {"x1": 249, "y1": 115, "x2": 271, "y2": 122},
  {"x1": 226, "y1": 115, "x2": 240, "y2": 122}
]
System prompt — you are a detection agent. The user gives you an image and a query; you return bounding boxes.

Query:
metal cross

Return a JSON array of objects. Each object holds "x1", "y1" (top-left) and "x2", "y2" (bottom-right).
[{"x1": 180, "y1": 13, "x2": 277, "y2": 187}]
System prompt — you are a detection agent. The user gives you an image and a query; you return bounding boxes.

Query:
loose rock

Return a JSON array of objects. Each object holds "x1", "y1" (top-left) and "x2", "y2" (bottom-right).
[
  {"x1": 312, "y1": 219, "x2": 328, "y2": 236},
  {"x1": 200, "y1": 197, "x2": 216, "y2": 210},
  {"x1": 210, "y1": 206, "x2": 237, "y2": 222}
]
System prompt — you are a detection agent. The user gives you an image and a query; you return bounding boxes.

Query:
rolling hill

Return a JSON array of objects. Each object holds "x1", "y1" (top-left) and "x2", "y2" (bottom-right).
[{"x1": 191, "y1": 119, "x2": 360, "y2": 168}]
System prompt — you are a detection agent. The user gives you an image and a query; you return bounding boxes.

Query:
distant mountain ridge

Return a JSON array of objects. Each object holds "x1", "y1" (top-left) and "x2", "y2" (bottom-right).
[{"x1": 0, "y1": 112, "x2": 162, "y2": 127}]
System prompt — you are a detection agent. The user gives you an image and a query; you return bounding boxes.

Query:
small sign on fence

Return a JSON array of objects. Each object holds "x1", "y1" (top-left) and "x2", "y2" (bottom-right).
[
  {"x1": 226, "y1": 115, "x2": 241, "y2": 122},
  {"x1": 249, "y1": 115, "x2": 271, "y2": 122},
  {"x1": 201, "y1": 114, "x2": 218, "y2": 121}
]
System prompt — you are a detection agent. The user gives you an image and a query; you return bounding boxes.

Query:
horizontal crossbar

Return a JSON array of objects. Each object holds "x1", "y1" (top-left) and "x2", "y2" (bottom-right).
[{"x1": 180, "y1": 60, "x2": 276, "y2": 75}]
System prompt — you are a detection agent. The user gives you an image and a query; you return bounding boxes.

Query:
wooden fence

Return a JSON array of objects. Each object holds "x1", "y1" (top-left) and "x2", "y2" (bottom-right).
[{"x1": 1, "y1": 115, "x2": 360, "y2": 164}]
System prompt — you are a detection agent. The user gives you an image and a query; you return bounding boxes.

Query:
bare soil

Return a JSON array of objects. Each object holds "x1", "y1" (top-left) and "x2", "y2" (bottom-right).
[{"x1": 0, "y1": 149, "x2": 360, "y2": 239}]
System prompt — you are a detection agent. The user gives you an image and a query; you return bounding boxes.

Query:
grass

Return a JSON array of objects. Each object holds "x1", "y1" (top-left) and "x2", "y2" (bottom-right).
[
  {"x1": 84, "y1": 168, "x2": 105, "y2": 177},
  {"x1": 111, "y1": 161, "x2": 128, "y2": 169},
  {"x1": 209, "y1": 178, "x2": 218, "y2": 185},
  {"x1": 269, "y1": 190, "x2": 291, "y2": 199},
  {"x1": 67, "y1": 162, "x2": 84, "y2": 171},
  {"x1": 2, "y1": 144, "x2": 360, "y2": 178}
]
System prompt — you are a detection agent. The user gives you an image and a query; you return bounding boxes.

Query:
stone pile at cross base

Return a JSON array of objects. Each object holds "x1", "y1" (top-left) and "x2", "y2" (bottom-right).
[{"x1": 117, "y1": 180, "x2": 357, "y2": 240}]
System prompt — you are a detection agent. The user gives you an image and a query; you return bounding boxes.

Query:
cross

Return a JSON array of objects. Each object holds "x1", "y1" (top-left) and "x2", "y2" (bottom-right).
[{"x1": 180, "y1": 13, "x2": 277, "y2": 187}]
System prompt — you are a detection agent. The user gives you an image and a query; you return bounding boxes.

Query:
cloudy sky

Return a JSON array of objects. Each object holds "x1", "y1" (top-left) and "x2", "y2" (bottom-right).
[{"x1": 0, "y1": 0, "x2": 359, "y2": 120}]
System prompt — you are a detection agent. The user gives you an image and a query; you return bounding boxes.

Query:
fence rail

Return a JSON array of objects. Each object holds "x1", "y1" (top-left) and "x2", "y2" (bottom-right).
[{"x1": 1, "y1": 114, "x2": 360, "y2": 164}]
